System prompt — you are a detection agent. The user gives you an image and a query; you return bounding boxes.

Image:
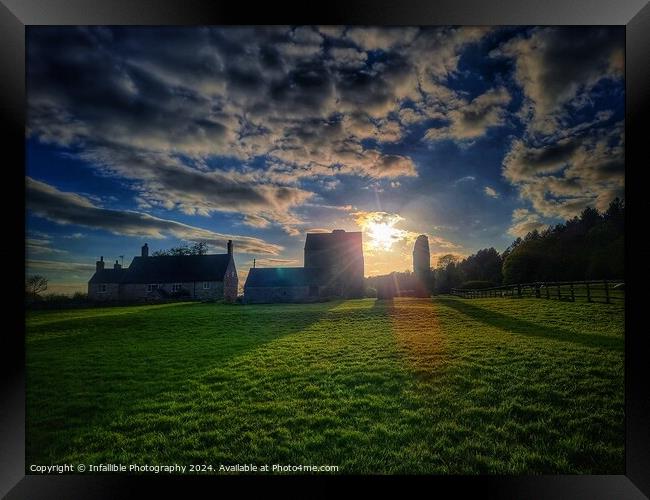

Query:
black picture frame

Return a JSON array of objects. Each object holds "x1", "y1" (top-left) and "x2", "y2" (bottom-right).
[{"x1": 2, "y1": 1, "x2": 648, "y2": 497}]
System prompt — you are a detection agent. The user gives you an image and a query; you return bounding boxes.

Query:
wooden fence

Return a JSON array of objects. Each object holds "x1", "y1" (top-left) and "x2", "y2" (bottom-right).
[{"x1": 451, "y1": 279, "x2": 624, "y2": 304}]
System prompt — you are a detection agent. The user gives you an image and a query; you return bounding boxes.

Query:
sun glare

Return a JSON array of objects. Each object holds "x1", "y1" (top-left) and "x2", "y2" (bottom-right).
[{"x1": 367, "y1": 222, "x2": 403, "y2": 251}]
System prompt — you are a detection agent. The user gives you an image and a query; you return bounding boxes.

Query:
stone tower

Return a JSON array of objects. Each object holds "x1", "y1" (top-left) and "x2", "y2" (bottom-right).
[
  {"x1": 304, "y1": 229, "x2": 365, "y2": 298},
  {"x1": 413, "y1": 234, "x2": 431, "y2": 297}
]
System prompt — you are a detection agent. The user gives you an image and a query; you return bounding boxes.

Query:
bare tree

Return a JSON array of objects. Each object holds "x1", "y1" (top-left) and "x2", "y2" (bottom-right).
[{"x1": 26, "y1": 275, "x2": 48, "y2": 298}]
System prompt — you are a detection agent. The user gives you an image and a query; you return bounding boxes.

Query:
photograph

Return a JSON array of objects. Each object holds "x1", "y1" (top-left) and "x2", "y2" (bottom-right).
[{"x1": 24, "y1": 24, "x2": 626, "y2": 475}]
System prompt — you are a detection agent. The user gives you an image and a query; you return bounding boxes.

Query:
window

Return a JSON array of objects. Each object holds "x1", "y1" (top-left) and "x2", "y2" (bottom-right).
[
  {"x1": 147, "y1": 284, "x2": 159, "y2": 292},
  {"x1": 171, "y1": 284, "x2": 182, "y2": 292},
  {"x1": 203, "y1": 282, "x2": 210, "y2": 289},
  {"x1": 99, "y1": 284, "x2": 107, "y2": 293}
]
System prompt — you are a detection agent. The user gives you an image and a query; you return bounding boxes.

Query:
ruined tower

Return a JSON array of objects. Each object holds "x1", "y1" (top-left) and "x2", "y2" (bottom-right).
[
  {"x1": 304, "y1": 229, "x2": 365, "y2": 298},
  {"x1": 413, "y1": 234, "x2": 431, "y2": 297}
]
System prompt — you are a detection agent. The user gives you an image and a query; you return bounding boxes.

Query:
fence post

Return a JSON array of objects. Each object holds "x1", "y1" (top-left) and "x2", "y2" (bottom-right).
[
  {"x1": 586, "y1": 282, "x2": 592, "y2": 302},
  {"x1": 557, "y1": 284, "x2": 561, "y2": 300},
  {"x1": 570, "y1": 283, "x2": 575, "y2": 302},
  {"x1": 546, "y1": 285, "x2": 550, "y2": 299},
  {"x1": 604, "y1": 280, "x2": 610, "y2": 304},
  {"x1": 517, "y1": 284, "x2": 521, "y2": 298}
]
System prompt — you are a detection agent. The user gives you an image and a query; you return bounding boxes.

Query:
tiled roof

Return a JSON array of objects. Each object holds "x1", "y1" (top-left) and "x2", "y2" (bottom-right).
[
  {"x1": 88, "y1": 268, "x2": 128, "y2": 284},
  {"x1": 304, "y1": 230, "x2": 362, "y2": 251},
  {"x1": 244, "y1": 267, "x2": 326, "y2": 287},
  {"x1": 88, "y1": 254, "x2": 232, "y2": 284}
]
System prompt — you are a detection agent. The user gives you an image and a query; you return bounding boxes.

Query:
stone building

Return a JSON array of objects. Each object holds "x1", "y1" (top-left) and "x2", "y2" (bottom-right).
[
  {"x1": 88, "y1": 241, "x2": 238, "y2": 302},
  {"x1": 244, "y1": 229, "x2": 364, "y2": 303},
  {"x1": 242, "y1": 267, "x2": 327, "y2": 303}
]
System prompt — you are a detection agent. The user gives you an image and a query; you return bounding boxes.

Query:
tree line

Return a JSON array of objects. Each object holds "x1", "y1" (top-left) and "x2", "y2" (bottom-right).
[
  {"x1": 432, "y1": 198, "x2": 624, "y2": 293},
  {"x1": 152, "y1": 241, "x2": 209, "y2": 256}
]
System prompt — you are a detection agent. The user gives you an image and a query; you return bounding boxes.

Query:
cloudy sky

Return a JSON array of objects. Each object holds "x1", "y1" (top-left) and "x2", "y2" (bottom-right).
[{"x1": 25, "y1": 26, "x2": 624, "y2": 294}]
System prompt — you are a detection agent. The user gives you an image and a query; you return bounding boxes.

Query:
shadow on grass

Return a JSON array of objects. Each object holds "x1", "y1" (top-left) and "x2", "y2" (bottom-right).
[
  {"x1": 439, "y1": 298, "x2": 623, "y2": 352},
  {"x1": 26, "y1": 301, "x2": 341, "y2": 465}
]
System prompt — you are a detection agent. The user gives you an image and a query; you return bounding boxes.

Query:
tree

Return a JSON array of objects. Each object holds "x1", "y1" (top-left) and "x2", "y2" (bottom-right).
[
  {"x1": 26, "y1": 275, "x2": 48, "y2": 298},
  {"x1": 152, "y1": 241, "x2": 209, "y2": 256},
  {"x1": 579, "y1": 206, "x2": 602, "y2": 231},
  {"x1": 190, "y1": 241, "x2": 209, "y2": 255},
  {"x1": 432, "y1": 255, "x2": 463, "y2": 294},
  {"x1": 604, "y1": 197, "x2": 624, "y2": 230},
  {"x1": 501, "y1": 201, "x2": 624, "y2": 283},
  {"x1": 458, "y1": 247, "x2": 502, "y2": 285},
  {"x1": 436, "y1": 254, "x2": 459, "y2": 270}
]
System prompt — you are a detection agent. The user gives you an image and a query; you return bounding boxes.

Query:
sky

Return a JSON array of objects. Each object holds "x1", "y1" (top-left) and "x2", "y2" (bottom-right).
[{"x1": 25, "y1": 26, "x2": 625, "y2": 294}]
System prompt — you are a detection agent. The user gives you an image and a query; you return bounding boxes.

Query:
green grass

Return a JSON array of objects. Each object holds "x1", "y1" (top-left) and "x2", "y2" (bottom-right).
[{"x1": 25, "y1": 297, "x2": 624, "y2": 474}]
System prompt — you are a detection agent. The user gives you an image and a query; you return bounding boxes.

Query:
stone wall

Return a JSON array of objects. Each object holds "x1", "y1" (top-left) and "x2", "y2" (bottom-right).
[
  {"x1": 192, "y1": 281, "x2": 225, "y2": 301},
  {"x1": 88, "y1": 279, "x2": 231, "y2": 302},
  {"x1": 88, "y1": 283, "x2": 120, "y2": 301},
  {"x1": 304, "y1": 239, "x2": 364, "y2": 298},
  {"x1": 244, "y1": 286, "x2": 314, "y2": 304},
  {"x1": 121, "y1": 281, "x2": 224, "y2": 302},
  {"x1": 223, "y1": 259, "x2": 238, "y2": 302}
]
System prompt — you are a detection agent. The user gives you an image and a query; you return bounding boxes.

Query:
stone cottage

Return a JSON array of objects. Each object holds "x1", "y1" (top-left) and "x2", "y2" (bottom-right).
[{"x1": 88, "y1": 241, "x2": 238, "y2": 302}]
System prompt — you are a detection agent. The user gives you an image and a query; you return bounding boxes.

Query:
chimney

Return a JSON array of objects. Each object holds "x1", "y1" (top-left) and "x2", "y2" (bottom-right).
[
  {"x1": 96, "y1": 256, "x2": 104, "y2": 272},
  {"x1": 227, "y1": 240, "x2": 233, "y2": 256},
  {"x1": 114, "y1": 260, "x2": 122, "y2": 270},
  {"x1": 141, "y1": 243, "x2": 149, "y2": 257}
]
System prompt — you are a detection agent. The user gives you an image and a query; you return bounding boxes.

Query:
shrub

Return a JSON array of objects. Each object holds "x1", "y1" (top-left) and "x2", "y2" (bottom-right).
[
  {"x1": 42, "y1": 293, "x2": 72, "y2": 303},
  {"x1": 458, "y1": 281, "x2": 495, "y2": 290}
]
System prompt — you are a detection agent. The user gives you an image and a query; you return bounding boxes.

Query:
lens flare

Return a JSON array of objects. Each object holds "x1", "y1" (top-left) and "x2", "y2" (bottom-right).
[{"x1": 367, "y1": 221, "x2": 404, "y2": 251}]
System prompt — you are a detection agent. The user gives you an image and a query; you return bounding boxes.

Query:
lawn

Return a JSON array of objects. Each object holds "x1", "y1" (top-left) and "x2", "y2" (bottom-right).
[{"x1": 25, "y1": 297, "x2": 624, "y2": 474}]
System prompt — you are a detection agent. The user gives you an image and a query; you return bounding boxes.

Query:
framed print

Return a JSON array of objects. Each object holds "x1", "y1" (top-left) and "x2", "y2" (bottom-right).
[{"x1": 2, "y1": 0, "x2": 649, "y2": 497}]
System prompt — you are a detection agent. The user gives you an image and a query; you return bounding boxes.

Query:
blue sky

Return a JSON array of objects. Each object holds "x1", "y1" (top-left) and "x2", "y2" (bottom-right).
[{"x1": 25, "y1": 26, "x2": 625, "y2": 294}]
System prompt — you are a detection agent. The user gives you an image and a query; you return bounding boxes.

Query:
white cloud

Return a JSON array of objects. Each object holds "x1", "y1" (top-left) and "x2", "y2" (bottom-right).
[
  {"x1": 27, "y1": 177, "x2": 284, "y2": 255},
  {"x1": 493, "y1": 27, "x2": 623, "y2": 135},
  {"x1": 484, "y1": 186, "x2": 499, "y2": 198},
  {"x1": 424, "y1": 86, "x2": 511, "y2": 142},
  {"x1": 346, "y1": 27, "x2": 419, "y2": 51},
  {"x1": 507, "y1": 208, "x2": 547, "y2": 237},
  {"x1": 503, "y1": 124, "x2": 623, "y2": 220}
]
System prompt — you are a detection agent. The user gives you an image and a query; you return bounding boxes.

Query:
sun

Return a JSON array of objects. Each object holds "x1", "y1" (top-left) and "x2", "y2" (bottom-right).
[{"x1": 367, "y1": 221, "x2": 403, "y2": 251}]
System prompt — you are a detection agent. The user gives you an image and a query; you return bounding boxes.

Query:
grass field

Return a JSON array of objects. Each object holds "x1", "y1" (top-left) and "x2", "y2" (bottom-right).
[{"x1": 25, "y1": 297, "x2": 624, "y2": 474}]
